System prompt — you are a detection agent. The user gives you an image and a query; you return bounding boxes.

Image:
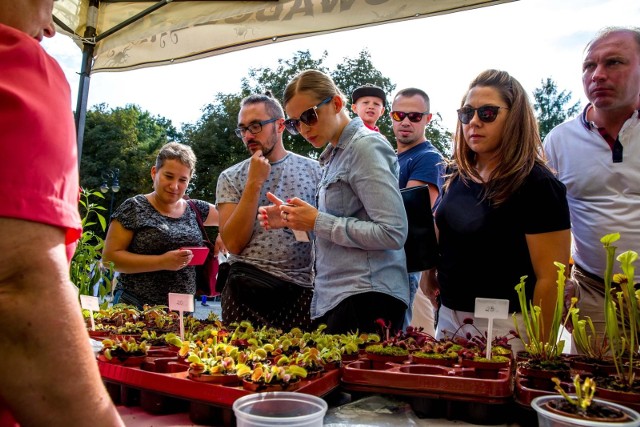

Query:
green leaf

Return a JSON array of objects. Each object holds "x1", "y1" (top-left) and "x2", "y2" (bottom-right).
[
  {"x1": 96, "y1": 213, "x2": 106, "y2": 231},
  {"x1": 600, "y1": 232, "x2": 620, "y2": 245}
]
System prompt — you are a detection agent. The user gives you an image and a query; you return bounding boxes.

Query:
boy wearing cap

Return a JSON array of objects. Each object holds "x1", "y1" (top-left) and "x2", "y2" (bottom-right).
[{"x1": 351, "y1": 83, "x2": 386, "y2": 132}]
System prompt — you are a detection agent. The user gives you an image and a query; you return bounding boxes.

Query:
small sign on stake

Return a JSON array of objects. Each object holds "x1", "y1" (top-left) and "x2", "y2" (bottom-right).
[
  {"x1": 80, "y1": 295, "x2": 100, "y2": 331},
  {"x1": 474, "y1": 298, "x2": 509, "y2": 360},
  {"x1": 168, "y1": 293, "x2": 194, "y2": 340}
]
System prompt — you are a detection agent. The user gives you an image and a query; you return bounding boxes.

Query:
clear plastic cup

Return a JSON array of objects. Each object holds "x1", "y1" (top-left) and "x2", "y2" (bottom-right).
[{"x1": 232, "y1": 392, "x2": 328, "y2": 427}]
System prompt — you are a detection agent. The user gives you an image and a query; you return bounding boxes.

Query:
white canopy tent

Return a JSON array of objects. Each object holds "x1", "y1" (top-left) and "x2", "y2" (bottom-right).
[{"x1": 52, "y1": 0, "x2": 516, "y2": 161}]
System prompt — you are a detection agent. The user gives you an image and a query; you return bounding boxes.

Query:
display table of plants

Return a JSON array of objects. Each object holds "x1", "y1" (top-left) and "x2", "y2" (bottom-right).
[
  {"x1": 86, "y1": 233, "x2": 640, "y2": 426},
  {"x1": 337, "y1": 319, "x2": 517, "y2": 425},
  {"x1": 87, "y1": 306, "x2": 344, "y2": 424},
  {"x1": 87, "y1": 304, "x2": 521, "y2": 424}
]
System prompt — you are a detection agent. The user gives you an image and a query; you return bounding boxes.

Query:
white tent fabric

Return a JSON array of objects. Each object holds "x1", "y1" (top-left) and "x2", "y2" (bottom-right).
[
  {"x1": 54, "y1": 0, "x2": 516, "y2": 74},
  {"x1": 53, "y1": 0, "x2": 516, "y2": 160}
]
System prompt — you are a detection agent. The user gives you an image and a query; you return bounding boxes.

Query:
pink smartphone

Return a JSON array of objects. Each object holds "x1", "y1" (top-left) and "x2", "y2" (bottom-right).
[{"x1": 180, "y1": 246, "x2": 210, "y2": 266}]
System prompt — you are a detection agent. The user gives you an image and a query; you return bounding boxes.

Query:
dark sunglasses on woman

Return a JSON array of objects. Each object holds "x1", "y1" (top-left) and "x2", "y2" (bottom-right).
[
  {"x1": 457, "y1": 105, "x2": 508, "y2": 124},
  {"x1": 284, "y1": 97, "x2": 333, "y2": 135},
  {"x1": 390, "y1": 111, "x2": 429, "y2": 123}
]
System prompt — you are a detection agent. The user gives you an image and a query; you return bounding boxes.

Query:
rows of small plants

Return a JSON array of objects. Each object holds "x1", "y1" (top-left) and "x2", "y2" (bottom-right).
[
  {"x1": 85, "y1": 232, "x2": 639, "y2": 423},
  {"x1": 86, "y1": 302, "x2": 521, "y2": 391},
  {"x1": 87, "y1": 306, "x2": 379, "y2": 390}
]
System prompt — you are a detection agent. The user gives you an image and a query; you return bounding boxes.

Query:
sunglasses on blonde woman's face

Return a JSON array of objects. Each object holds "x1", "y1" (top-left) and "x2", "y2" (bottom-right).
[
  {"x1": 284, "y1": 97, "x2": 333, "y2": 135},
  {"x1": 457, "y1": 105, "x2": 508, "y2": 124}
]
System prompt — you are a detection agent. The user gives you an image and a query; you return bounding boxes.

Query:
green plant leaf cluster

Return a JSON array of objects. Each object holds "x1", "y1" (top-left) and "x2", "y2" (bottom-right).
[
  {"x1": 101, "y1": 337, "x2": 149, "y2": 360},
  {"x1": 513, "y1": 262, "x2": 571, "y2": 360},
  {"x1": 551, "y1": 374, "x2": 596, "y2": 415},
  {"x1": 70, "y1": 188, "x2": 114, "y2": 308},
  {"x1": 365, "y1": 343, "x2": 409, "y2": 357},
  {"x1": 565, "y1": 233, "x2": 639, "y2": 390},
  {"x1": 600, "y1": 233, "x2": 639, "y2": 388},
  {"x1": 570, "y1": 308, "x2": 609, "y2": 360}
]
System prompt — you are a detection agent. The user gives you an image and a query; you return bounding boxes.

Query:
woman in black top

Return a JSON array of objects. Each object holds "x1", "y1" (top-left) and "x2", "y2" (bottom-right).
[{"x1": 423, "y1": 70, "x2": 571, "y2": 350}]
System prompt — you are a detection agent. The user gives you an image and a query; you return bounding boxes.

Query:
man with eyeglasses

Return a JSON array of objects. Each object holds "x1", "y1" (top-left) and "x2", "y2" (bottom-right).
[
  {"x1": 544, "y1": 26, "x2": 640, "y2": 343},
  {"x1": 0, "y1": 1, "x2": 124, "y2": 426},
  {"x1": 216, "y1": 93, "x2": 322, "y2": 331},
  {"x1": 390, "y1": 88, "x2": 446, "y2": 334}
]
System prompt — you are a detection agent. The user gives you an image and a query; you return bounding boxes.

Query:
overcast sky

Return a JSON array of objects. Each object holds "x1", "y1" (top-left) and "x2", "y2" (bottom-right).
[{"x1": 43, "y1": 0, "x2": 640, "y2": 133}]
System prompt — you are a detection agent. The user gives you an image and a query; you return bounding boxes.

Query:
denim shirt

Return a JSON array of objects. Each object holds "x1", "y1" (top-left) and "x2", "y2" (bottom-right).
[{"x1": 311, "y1": 118, "x2": 410, "y2": 319}]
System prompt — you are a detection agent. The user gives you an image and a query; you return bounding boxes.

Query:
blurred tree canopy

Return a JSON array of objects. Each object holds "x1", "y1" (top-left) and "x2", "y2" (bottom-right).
[
  {"x1": 79, "y1": 49, "x2": 453, "y2": 238},
  {"x1": 80, "y1": 103, "x2": 178, "y2": 211},
  {"x1": 533, "y1": 77, "x2": 581, "y2": 140},
  {"x1": 182, "y1": 93, "x2": 245, "y2": 202},
  {"x1": 425, "y1": 113, "x2": 452, "y2": 158}
]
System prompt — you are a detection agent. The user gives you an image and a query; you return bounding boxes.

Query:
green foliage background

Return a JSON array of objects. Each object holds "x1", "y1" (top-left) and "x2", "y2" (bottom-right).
[{"x1": 533, "y1": 77, "x2": 581, "y2": 140}]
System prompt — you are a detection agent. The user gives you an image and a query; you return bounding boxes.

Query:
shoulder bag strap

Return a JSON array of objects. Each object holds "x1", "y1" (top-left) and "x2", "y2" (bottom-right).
[{"x1": 186, "y1": 199, "x2": 212, "y2": 245}]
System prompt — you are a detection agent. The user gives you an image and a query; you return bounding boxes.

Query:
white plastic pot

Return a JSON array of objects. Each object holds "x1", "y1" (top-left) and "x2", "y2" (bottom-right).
[{"x1": 531, "y1": 395, "x2": 640, "y2": 427}]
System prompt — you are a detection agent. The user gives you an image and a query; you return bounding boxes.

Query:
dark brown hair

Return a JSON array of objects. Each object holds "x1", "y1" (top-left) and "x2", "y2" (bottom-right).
[{"x1": 447, "y1": 69, "x2": 546, "y2": 206}]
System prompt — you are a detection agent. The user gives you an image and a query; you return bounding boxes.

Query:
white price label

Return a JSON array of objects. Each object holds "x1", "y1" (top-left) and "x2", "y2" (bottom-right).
[
  {"x1": 168, "y1": 293, "x2": 193, "y2": 340},
  {"x1": 80, "y1": 295, "x2": 100, "y2": 311},
  {"x1": 474, "y1": 298, "x2": 509, "y2": 320},
  {"x1": 168, "y1": 293, "x2": 195, "y2": 313}
]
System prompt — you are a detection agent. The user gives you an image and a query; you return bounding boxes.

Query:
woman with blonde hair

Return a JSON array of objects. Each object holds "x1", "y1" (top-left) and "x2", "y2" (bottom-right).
[
  {"x1": 258, "y1": 69, "x2": 410, "y2": 334},
  {"x1": 424, "y1": 69, "x2": 571, "y2": 348}
]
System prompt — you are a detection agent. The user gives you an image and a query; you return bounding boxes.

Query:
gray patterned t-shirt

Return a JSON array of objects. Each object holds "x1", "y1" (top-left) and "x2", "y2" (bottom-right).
[
  {"x1": 113, "y1": 195, "x2": 210, "y2": 306},
  {"x1": 216, "y1": 152, "x2": 321, "y2": 287}
]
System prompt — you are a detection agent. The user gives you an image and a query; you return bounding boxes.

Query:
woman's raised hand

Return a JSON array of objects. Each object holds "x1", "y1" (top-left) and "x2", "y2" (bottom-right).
[
  {"x1": 278, "y1": 197, "x2": 317, "y2": 232},
  {"x1": 258, "y1": 192, "x2": 318, "y2": 232},
  {"x1": 257, "y1": 191, "x2": 285, "y2": 230}
]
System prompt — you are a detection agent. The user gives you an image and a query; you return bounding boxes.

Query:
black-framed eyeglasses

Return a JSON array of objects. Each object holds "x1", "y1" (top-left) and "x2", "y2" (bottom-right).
[
  {"x1": 284, "y1": 97, "x2": 333, "y2": 135},
  {"x1": 457, "y1": 105, "x2": 508, "y2": 124},
  {"x1": 390, "y1": 111, "x2": 430, "y2": 123},
  {"x1": 235, "y1": 118, "x2": 278, "y2": 139}
]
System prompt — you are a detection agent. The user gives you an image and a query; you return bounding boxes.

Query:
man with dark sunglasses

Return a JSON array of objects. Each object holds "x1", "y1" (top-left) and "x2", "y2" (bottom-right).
[
  {"x1": 544, "y1": 26, "x2": 640, "y2": 343},
  {"x1": 391, "y1": 88, "x2": 446, "y2": 334},
  {"x1": 216, "y1": 93, "x2": 322, "y2": 331}
]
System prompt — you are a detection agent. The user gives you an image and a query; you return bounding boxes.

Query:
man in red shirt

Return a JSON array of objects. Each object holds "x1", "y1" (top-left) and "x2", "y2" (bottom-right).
[{"x1": 0, "y1": 2, "x2": 123, "y2": 425}]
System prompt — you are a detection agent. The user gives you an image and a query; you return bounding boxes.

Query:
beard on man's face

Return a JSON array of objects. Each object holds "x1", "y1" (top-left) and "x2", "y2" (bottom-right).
[{"x1": 246, "y1": 128, "x2": 277, "y2": 157}]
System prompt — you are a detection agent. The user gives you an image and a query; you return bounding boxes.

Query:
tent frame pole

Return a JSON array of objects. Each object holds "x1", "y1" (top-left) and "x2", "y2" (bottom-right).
[
  {"x1": 72, "y1": 0, "x2": 174, "y2": 167},
  {"x1": 74, "y1": 0, "x2": 99, "y2": 168}
]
